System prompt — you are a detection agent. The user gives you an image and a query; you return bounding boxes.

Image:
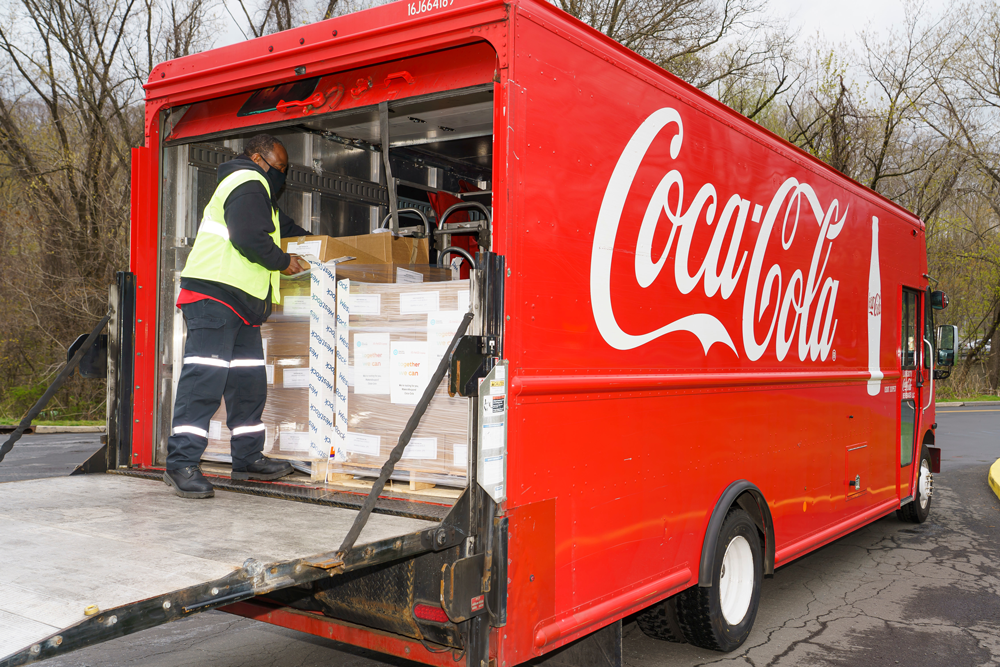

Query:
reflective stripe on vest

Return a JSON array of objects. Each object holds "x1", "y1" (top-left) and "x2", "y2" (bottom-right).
[{"x1": 181, "y1": 170, "x2": 283, "y2": 303}]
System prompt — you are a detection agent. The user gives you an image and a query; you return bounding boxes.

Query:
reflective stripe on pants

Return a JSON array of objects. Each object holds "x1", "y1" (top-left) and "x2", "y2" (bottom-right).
[{"x1": 166, "y1": 299, "x2": 268, "y2": 471}]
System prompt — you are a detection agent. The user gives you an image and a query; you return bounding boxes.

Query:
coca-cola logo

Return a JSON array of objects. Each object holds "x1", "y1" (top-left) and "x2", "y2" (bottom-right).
[
  {"x1": 868, "y1": 293, "x2": 881, "y2": 317},
  {"x1": 590, "y1": 107, "x2": 847, "y2": 362}
]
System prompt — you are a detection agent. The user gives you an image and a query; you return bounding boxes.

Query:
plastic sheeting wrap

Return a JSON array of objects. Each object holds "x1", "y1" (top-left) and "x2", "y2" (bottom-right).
[
  {"x1": 334, "y1": 280, "x2": 471, "y2": 486},
  {"x1": 202, "y1": 267, "x2": 472, "y2": 489},
  {"x1": 203, "y1": 322, "x2": 312, "y2": 460}
]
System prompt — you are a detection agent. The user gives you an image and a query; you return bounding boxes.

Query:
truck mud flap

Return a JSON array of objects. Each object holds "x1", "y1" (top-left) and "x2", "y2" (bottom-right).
[{"x1": 0, "y1": 475, "x2": 468, "y2": 666}]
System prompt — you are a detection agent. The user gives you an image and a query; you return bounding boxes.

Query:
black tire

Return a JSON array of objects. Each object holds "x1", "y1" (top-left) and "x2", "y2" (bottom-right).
[
  {"x1": 675, "y1": 508, "x2": 763, "y2": 652},
  {"x1": 636, "y1": 593, "x2": 687, "y2": 643},
  {"x1": 899, "y1": 444, "x2": 933, "y2": 523}
]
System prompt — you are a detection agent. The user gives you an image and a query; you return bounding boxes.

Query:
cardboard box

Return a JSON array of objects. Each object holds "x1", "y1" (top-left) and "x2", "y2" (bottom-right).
[
  {"x1": 282, "y1": 234, "x2": 429, "y2": 266},
  {"x1": 261, "y1": 321, "x2": 309, "y2": 357},
  {"x1": 329, "y1": 279, "x2": 472, "y2": 487},
  {"x1": 269, "y1": 357, "x2": 309, "y2": 389},
  {"x1": 272, "y1": 277, "x2": 312, "y2": 317}
]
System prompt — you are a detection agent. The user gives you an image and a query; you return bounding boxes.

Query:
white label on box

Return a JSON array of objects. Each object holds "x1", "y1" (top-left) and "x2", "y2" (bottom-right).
[
  {"x1": 287, "y1": 240, "x2": 322, "y2": 258},
  {"x1": 402, "y1": 437, "x2": 437, "y2": 460},
  {"x1": 283, "y1": 367, "x2": 310, "y2": 388},
  {"x1": 489, "y1": 379, "x2": 505, "y2": 395},
  {"x1": 283, "y1": 295, "x2": 312, "y2": 317},
  {"x1": 453, "y1": 443, "x2": 468, "y2": 467},
  {"x1": 494, "y1": 365, "x2": 505, "y2": 381},
  {"x1": 390, "y1": 341, "x2": 429, "y2": 405},
  {"x1": 346, "y1": 432, "x2": 381, "y2": 456},
  {"x1": 265, "y1": 364, "x2": 274, "y2": 385},
  {"x1": 281, "y1": 432, "x2": 310, "y2": 452},
  {"x1": 400, "y1": 291, "x2": 440, "y2": 314},
  {"x1": 354, "y1": 333, "x2": 390, "y2": 394},
  {"x1": 396, "y1": 267, "x2": 423, "y2": 284},
  {"x1": 458, "y1": 290, "x2": 470, "y2": 312},
  {"x1": 481, "y1": 422, "x2": 504, "y2": 450},
  {"x1": 349, "y1": 293, "x2": 381, "y2": 315},
  {"x1": 427, "y1": 311, "x2": 465, "y2": 363},
  {"x1": 262, "y1": 338, "x2": 268, "y2": 360},
  {"x1": 482, "y1": 455, "x2": 504, "y2": 485},
  {"x1": 208, "y1": 420, "x2": 222, "y2": 440}
]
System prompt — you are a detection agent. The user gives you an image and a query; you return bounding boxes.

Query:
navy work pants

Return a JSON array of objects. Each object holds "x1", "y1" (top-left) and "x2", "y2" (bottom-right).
[{"x1": 166, "y1": 299, "x2": 267, "y2": 470}]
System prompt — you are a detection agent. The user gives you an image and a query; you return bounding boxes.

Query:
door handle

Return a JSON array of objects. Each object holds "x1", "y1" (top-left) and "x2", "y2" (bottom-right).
[
  {"x1": 922, "y1": 338, "x2": 934, "y2": 411},
  {"x1": 384, "y1": 71, "x2": 414, "y2": 86},
  {"x1": 277, "y1": 91, "x2": 325, "y2": 115}
]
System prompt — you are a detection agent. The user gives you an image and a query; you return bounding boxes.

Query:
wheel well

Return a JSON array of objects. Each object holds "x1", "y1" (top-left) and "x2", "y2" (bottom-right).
[
  {"x1": 697, "y1": 481, "x2": 775, "y2": 587},
  {"x1": 922, "y1": 429, "x2": 935, "y2": 445}
]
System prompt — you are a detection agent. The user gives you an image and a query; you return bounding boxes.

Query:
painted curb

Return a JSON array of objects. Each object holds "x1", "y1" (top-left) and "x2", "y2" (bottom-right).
[
  {"x1": 990, "y1": 459, "x2": 1000, "y2": 504},
  {"x1": 32, "y1": 425, "x2": 106, "y2": 434}
]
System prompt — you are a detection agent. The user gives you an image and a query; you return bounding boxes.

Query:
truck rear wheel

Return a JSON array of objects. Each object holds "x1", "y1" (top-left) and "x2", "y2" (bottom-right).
[
  {"x1": 676, "y1": 508, "x2": 762, "y2": 652},
  {"x1": 635, "y1": 593, "x2": 687, "y2": 643},
  {"x1": 898, "y1": 445, "x2": 933, "y2": 523}
]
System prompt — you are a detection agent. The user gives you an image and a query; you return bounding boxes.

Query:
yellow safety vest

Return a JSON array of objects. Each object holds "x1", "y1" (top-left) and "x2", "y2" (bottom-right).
[{"x1": 181, "y1": 170, "x2": 283, "y2": 303}]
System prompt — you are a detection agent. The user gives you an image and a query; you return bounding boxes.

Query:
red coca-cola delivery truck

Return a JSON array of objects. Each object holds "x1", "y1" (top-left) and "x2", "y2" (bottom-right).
[{"x1": 0, "y1": 0, "x2": 959, "y2": 665}]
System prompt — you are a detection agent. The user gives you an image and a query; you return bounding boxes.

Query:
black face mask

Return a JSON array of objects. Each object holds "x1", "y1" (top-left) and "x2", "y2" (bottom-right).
[{"x1": 259, "y1": 156, "x2": 286, "y2": 201}]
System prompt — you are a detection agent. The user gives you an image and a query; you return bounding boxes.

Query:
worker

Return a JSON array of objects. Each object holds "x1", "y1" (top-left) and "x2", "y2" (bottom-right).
[{"x1": 164, "y1": 133, "x2": 310, "y2": 499}]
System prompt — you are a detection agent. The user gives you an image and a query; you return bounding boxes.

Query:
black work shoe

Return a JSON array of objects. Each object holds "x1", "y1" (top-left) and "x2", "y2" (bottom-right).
[
  {"x1": 231, "y1": 457, "x2": 294, "y2": 481},
  {"x1": 163, "y1": 466, "x2": 215, "y2": 499}
]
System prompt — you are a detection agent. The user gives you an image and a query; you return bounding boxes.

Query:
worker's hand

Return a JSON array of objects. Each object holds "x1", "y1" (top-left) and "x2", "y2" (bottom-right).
[{"x1": 280, "y1": 254, "x2": 307, "y2": 275}]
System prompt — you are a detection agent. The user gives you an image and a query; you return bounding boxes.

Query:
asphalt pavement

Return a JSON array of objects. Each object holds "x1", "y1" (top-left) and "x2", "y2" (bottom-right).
[
  {"x1": 2, "y1": 406, "x2": 999, "y2": 667},
  {"x1": 0, "y1": 433, "x2": 104, "y2": 483}
]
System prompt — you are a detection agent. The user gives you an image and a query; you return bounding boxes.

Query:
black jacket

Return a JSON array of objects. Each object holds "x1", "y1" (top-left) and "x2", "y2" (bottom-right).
[{"x1": 182, "y1": 156, "x2": 310, "y2": 325}]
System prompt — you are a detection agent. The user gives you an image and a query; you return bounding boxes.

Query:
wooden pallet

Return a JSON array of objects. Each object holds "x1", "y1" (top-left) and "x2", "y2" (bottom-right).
[{"x1": 327, "y1": 471, "x2": 464, "y2": 498}]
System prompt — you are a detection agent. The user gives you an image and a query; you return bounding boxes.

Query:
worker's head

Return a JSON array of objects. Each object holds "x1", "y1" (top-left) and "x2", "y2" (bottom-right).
[{"x1": 244, "y1": 134, "x2": 288, "y2": 200}]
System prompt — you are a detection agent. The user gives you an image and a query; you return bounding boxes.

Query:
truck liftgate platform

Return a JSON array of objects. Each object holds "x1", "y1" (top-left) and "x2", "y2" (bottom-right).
[{"x1": 0, "y1": 474, "x2": 441, "y2": 665}]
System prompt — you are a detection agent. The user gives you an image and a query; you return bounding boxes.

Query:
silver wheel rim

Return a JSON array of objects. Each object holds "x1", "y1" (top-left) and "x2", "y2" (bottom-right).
[
  {"x1": 719, "y1": 535, "x2": 754, "y2": 625},
  {"x1": 918, "y1": 460, "x2": 932, "y2": 510}
]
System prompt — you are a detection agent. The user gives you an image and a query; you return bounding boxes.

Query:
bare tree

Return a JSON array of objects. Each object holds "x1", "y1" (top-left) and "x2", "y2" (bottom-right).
[
  {"x1": 234, "y1": 0, "x2": 379, "y2": 37},
  {"x1": 556, "y1": 0, "x2": 796, "y2": 119},
  {"x1": 0, "y1": 0, "x2": 211, "y2": 419}
]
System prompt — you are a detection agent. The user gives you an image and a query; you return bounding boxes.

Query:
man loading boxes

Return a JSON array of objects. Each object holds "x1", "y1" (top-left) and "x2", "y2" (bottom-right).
[{"x1": 164, "y1": 133, "x2": 310, "y2": 499}]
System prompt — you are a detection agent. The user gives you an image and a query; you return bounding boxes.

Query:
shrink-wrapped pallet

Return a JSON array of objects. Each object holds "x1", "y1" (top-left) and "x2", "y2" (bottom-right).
[
  {"x1": 202, "y1": 321, "x2": 313, "y2": 464},
  {"x1": 331, "y1": 279, "x2": 471, "y2": 487}
]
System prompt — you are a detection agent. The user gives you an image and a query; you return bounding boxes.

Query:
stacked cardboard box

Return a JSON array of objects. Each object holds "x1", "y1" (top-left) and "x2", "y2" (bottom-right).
[{"x1": 333, "y1": 280, "x2": 471, "y2": 486}]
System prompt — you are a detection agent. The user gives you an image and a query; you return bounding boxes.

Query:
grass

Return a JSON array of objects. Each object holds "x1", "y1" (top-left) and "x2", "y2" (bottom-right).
[
  {"x1": 936, "y1": 394, "x2": 1000, "y2": 403},
  {"x1": 0, "y1": 419, "x2": 104, "y2": 426}
]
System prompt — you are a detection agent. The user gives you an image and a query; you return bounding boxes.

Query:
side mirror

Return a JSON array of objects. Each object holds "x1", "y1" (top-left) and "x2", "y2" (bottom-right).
[
  {"x1": 931, "y1": 290, "x2": 949, "y2": 310},
  {"x1": 936, "y1": 324, "x2": 957, "y2": 368}
]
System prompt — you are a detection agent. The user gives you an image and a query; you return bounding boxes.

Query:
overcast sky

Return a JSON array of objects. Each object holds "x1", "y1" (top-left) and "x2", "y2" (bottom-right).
[
  {"x1": 767, "y1": 0, "x2": 946, "y2": 45},
  {"x1": 214, "y1": 0, "x2": 952, "y2": 51}
]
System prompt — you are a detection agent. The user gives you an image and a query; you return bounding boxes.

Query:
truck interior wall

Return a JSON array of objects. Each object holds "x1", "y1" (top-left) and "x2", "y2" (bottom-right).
[
  {"x1": 154, "y1": 78, "x2": 496, "y2": 479},
  {"x1": 499, "y1": 7, "x2": 926, "y2": 663}
]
